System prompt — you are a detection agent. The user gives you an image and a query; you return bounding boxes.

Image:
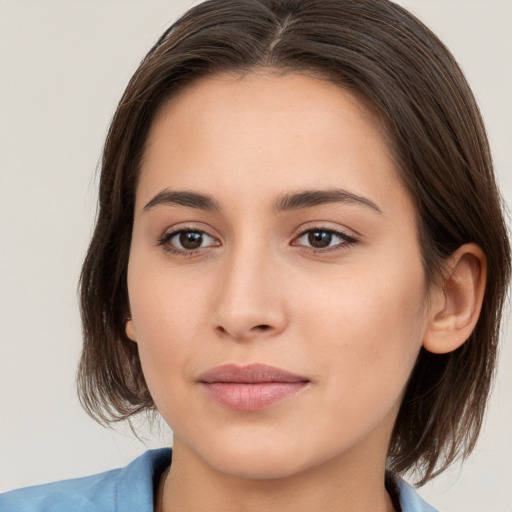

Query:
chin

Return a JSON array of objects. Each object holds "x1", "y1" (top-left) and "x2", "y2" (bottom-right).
[
  {"x1": 185, "y1": 428, "x2": 331, "y2": 481},
  {"x1": 208, "y1": 450, "x2": 309, "y2": 481}
]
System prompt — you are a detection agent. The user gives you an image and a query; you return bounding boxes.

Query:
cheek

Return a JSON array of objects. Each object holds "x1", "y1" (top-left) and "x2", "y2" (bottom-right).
[
  {"x1": 126, "y1": 253, "x2": 210, "y2": 408},
  {"x1": 127, "y1": 239, "x2": 212, "y2": 339},
  {"x1": 294, "y1": 259, "x2": 428, "y2": 399}
]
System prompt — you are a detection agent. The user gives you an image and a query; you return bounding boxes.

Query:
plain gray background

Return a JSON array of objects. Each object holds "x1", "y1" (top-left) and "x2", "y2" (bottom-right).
[{"x1": 1, "y1": 1, "x2": 511, "y2": 510}]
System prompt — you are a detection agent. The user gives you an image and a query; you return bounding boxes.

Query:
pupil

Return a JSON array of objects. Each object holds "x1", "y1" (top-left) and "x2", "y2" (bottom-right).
[
  {"x1": 180, "y1": 232, "x2": 203, "y2": 249},
  {"x1": 308, "y1": 231, "x2": 332, "y2": 248}
]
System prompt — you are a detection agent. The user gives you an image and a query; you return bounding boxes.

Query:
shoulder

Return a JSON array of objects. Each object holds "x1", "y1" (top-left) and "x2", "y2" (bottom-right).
[
  {"x1": 0, "y1": 448, "x2": 172, "y2": 512},
  {"x1": 387, "y1": 473, "x2": 439, "y2": 512}
]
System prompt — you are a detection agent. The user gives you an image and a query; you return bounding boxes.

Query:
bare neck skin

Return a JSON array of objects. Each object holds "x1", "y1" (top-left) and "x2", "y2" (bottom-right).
[{"x1": 159, "y1": 419, "x2": 397, "y2": 512}]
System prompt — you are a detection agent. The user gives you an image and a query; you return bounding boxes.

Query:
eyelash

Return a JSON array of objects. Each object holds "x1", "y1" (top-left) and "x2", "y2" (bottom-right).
[
  {"x1": 291, "y1": 226, "x2": 358, "y2": 253},
  {"x1": 157, "y1": 225, "x2": 219, "y2": 257},
  {"x1": 157, "y1": 225, "x2": 358, "y2": 257}
]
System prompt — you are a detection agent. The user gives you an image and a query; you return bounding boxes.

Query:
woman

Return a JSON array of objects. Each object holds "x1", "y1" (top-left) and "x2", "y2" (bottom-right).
[{"x1": 1, "y1": 1, "x2": 509, "y2": 511}]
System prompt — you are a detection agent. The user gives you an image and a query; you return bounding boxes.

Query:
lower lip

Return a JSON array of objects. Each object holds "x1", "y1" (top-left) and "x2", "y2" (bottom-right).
[{"x1": 201, "y1": 382, "x2": 308, "y2": 411}]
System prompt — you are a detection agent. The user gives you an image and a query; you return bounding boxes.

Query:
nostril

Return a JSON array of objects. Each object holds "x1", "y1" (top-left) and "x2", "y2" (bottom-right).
[
  {"x1": 214, "y1": 322, "x2": 276, "y2": 339},
  {"x1": 253, "y1": 324, "x2": 271, "y2": 331}
]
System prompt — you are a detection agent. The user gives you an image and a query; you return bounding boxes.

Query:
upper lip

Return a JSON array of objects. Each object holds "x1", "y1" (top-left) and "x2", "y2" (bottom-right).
[{"x1": 198, "y1": 363, "x2": 309, "y2": 384}]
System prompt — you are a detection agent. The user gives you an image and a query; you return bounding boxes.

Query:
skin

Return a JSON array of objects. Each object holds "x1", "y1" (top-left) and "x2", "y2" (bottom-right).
[{"x1": 125, "y1": 71, "x2": 484, "y2": 512}]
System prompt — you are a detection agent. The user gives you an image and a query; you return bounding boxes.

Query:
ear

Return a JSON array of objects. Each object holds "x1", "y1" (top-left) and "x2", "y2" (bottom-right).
[
  {"x1": 125, "y1": 317, "x2": 137, "y2": 342},
  {"x1": 423, "y1": 243, "x2": 487, "y2": 354}
]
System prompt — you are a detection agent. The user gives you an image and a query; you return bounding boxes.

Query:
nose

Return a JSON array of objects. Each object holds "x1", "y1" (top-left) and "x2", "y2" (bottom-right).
[{"x1": 211, "y1": 243, "x2": 288, "y2": 341}]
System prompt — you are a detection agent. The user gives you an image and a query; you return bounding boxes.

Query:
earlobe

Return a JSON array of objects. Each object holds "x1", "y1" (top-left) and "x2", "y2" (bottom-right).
[
  {"x1": 423, "y1": 243, "x2": 487, "y2": 354},
  {"x1": 126, "y1": 318, "x2": 137, "y2": 342}
]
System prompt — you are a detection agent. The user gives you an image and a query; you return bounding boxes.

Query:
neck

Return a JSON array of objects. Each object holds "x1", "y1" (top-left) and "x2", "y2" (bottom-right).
[{"x1": 160, "y1": 440, "x2": 396, "y2": 512}]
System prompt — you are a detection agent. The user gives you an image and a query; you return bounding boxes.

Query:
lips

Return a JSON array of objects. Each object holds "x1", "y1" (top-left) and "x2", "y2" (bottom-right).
[{"x1": 198, "y1": 363, "x2": 310, "y2": 411}]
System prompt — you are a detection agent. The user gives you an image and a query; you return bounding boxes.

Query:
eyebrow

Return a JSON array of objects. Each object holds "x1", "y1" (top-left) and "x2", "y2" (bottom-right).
[
  {"x1": 143, "y1": 188, "x2": 382, "y2": 214},
  {"x1": 272, "y1": 189, "x2": 382, "y2": 213},
  {"x1": 144, "y1": 189, "x2": 221, "y2": 212}
]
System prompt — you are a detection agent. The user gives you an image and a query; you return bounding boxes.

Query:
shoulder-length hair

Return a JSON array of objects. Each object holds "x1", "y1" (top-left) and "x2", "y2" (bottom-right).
[{"x1": 77, "y1": 0, "x2": 510, "y2": 485}]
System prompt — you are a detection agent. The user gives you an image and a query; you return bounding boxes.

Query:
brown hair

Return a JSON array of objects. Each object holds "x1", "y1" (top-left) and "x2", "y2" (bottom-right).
[{"x1": 78, "y1": 0, "x2": 510, "y2": 485}]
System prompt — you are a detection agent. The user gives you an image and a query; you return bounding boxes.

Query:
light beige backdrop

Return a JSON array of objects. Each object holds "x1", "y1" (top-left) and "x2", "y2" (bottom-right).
[{"x1": 1, "y1": 1, "x2": 511, "y2": 511}]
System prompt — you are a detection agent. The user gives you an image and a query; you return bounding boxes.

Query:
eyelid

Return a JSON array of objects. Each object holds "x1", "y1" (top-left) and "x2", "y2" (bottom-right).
[
  {"x1": 157, "y1": 223, "x2": 222, "y2": 255},
  {"x1": 290, "y1": 222, "x2": 359, "y2": 251},
  {"x1": 157, "y1": 222, "x2": 220, "y2": 241},
  {"x1": 292, "y1": 221, "x2": 358, "y2": 239}
]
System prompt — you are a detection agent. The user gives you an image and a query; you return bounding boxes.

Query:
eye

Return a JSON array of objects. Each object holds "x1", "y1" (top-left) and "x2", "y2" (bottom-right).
[
  {"x1": 292, "y1": 228, "x2": 357, "y2": 251},
  {"x1": 158, "y1": 229, "x2": 219, "y2": 254}
]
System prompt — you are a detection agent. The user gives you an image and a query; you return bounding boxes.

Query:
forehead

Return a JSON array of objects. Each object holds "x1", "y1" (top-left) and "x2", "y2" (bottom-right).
[
  {"x1": 137, "y1": 71, "x2": 411, "y2": 218},
  {"x1": 148, "y1": 70, "x2": 385, "y2": 158}
]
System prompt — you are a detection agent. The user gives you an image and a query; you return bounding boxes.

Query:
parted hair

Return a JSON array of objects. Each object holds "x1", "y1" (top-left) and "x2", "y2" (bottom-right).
[{"x1": 78, "y1": 0, "x2": 510, "y2": 485}]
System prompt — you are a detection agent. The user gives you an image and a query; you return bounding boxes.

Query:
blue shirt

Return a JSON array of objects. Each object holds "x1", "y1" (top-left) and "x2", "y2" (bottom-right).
[{"x1": 0, "y1": 448, "x2": 438, "y2": 511}]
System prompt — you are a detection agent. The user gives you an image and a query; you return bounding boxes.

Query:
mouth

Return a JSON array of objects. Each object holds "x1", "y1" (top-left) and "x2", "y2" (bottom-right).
[{"x1": 198, "y1": 363, "x2": 310, "y2": 412}]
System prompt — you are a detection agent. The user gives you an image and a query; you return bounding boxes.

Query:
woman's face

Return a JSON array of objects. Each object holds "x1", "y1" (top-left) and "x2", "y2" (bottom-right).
[{"x1": 126, "y1": 71, "x2": 433, "y2": 479}]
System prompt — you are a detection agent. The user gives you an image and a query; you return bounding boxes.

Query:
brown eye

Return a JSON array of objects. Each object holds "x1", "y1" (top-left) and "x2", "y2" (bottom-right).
[
  {"x1": 308, "y1": 230, "x2": 332, "y2": 248},
  {"x1": 293, "y1": 228, "x2": 357, "y2": 252},
  {"x1": 159, "y1": 229, "x2": 219, "y2": 253},
  {"x1": 179, "y1": 231, "x2": 203, "y2": 249}
]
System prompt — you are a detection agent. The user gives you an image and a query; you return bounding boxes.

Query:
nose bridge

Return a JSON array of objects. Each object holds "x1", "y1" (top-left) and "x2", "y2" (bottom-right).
[{"x1": 212, "y1": 233, "x2": 287, "y2": 340}]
